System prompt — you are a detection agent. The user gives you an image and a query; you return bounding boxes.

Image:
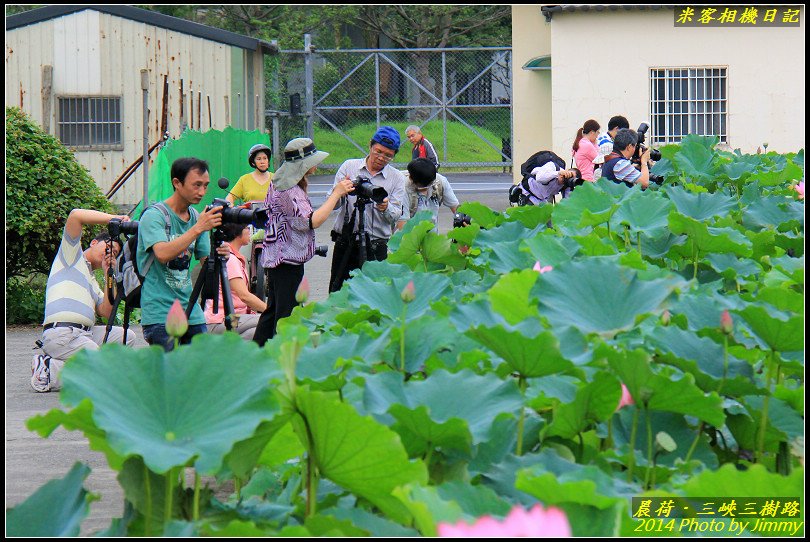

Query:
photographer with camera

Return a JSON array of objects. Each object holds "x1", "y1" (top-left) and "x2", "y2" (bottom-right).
[
  {"x1": 601, "y1": 128, "x2": 651, "y2": 189},
  {"x1": 31, "y1": 209, "x2": 138, "y2": 392},
  {"x1": 327, "y1": 126, "x2": 408, "y2": 293},
  {"x1": 136, "y1": 157, "x2": 229, "y2": 351},
  {"x1": 397, "y1": 158, "x2": 459, "y2": 232},
  {"x1": 253, "y1": 138, "x2": 355, "y2": 345},
  {"x1": 203, "y1": 223, "x2": 267, "y2": 340},
  {"x1": 594, "y1": 115, "x2": 630, "y2": 180}
]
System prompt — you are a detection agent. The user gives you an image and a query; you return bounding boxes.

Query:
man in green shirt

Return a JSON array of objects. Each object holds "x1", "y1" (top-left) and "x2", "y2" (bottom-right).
[{"x1": 137, "y1": 157, "x2": 227, "y2": 351}]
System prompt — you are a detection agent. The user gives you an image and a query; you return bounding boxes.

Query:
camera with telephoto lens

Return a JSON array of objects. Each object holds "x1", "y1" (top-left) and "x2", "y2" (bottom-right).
[
  {"x1": 633, "y1": 123, "x2": 664, "y2": 185},
  {"x1": 314, "y1": 245, "x2": 328, "y2": 257},
  {"x1": 561, "y1": 168, "x2": 586, "y2": 191},
  {"x1": 352, "y1": 175, "x2": 388, "y2": 204},
  {"x1": 206, "y1": 198, "x2": 268, "y2": 228},
  {"x1": 453, "y1": 212, "x2": 472, "y2": 229},
  {"x1": 108, "y1": 218, "x2": 139, "y2": 237}
]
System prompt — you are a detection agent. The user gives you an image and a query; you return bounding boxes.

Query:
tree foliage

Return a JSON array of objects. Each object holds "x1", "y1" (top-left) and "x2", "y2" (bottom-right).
[{"x1": 6, "y1": 107, "x2": 115, "y2": 279}]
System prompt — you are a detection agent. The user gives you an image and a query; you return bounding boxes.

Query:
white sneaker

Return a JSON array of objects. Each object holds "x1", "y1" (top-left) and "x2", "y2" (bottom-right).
[{"x1": 30, "y1": 354, "x2": 52, "y2": 393}]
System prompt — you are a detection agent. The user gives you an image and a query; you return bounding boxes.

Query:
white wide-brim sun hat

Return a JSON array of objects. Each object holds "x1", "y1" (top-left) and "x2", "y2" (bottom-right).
[{"x1": 272, "y1": 137, "x2": 329, "y2": 191}]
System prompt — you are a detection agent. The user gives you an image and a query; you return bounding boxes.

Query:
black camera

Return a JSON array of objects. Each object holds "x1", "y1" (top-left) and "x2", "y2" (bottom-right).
[
  {"x1": 635, "y1": 123, "x2": 662, "y2": 162},
  {"x1": 206, "y1": 198, "x2": 267, "y2": 227},
  {"x1": 453, "y1": 212, "x2": 472, "y2": 229},
  {"x1": 108, "y1": 218, "x2": 139, "y2": 237},
  {"x1": 352, "y1": 176, "x2": 388, "y2": 204},
  {"x1": 167, "y1": 253, "x2": 191, "y2": 271},
  {"x1": 562, "y1": 169, "x2": 586, "y2": 191},
  {"x1": 314, "y1": 245, "x2": 328, "y2": 257}
]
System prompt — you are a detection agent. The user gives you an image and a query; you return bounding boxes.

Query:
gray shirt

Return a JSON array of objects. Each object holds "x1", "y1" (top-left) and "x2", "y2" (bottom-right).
[{"x1": 330, "y1": 158, "x2": 408, "y2": 241}]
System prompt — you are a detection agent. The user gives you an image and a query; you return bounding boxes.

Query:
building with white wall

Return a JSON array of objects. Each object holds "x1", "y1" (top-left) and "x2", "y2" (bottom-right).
[
  {"x1": 511, "y1": 5, "x2": 805, "y2": 182},
  {"x1": 6, "y1": 5, "x2": 275, "y2": 205}
]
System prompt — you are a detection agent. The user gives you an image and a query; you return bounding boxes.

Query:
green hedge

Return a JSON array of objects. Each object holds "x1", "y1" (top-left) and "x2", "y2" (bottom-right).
[{"x1": 6, "y1": 107, "x2": 115, "y2": 279}]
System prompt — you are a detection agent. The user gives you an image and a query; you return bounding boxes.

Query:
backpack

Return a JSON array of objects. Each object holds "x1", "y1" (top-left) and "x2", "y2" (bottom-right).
[
  {"x1": 103, "y1": 202, "x2": 199, "y2": 343},
  {"x1": 509, "y1": 150, "x2": 566, "y2": 206}
]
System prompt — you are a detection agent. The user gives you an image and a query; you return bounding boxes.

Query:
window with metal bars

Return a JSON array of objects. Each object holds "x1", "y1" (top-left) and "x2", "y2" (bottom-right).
[
  {"x1": 649, "y1": 67, "x2": 727, "y2": 146},
  {"x1": 57, "y1": 96, "x2": 123, "y2": 150}
]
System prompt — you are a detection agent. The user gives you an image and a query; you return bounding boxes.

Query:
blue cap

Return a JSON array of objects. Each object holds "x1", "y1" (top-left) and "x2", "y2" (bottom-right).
[{"x1": 371, "y1": 126, "x2": 401, "y2": 152}]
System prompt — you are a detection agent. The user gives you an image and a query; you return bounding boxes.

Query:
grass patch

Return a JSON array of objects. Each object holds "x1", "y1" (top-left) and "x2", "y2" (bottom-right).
[{"x1": 312, "y1": 119, "x2": 506, "y2": 170}]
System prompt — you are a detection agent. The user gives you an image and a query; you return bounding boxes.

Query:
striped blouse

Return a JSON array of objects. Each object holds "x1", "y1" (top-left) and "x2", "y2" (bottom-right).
[{"x1": 260, "y1": 185, "x2": 314, "y2": 268}]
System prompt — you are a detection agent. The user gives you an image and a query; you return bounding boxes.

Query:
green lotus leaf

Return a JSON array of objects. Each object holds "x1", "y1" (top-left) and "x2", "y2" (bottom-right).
[
  {"x1": 515, "y1": 448, "x2": 639, "y2": 509},
  {"x1": 347, "y1": 270, "x2": 451, "y2": 322},
  {"x1": 704, "y1": 253, "x2": 762, "y2": 280},
  {"x1": 389, "y1": 219, "x2": 467, "y2": 270},
  {"x1": 771, "y1": 254, "x2": 804, "y2": 283},
  {"x1": 457, "y1": 201, "x2": 504, "y2": 229},
  {"x1": 722, "y1": 154, "x2": 761, "y2": 180},
  {"x1": 6, "y1": 462, "x2": 95, "y2": 537},
  {"x1": 447, "y1": 222, "x2": 481, "y2": 247},
  {"x1": 736, "y1": 396, "x2": 805, "y2": 445},
  {"x1": 546, "y1": 372, "x2": 622, "y2": 439},
  {"x1": 448, "y1": 299, "x2": 511, "y2": 332},
  {"x1": 26, "y1": 398, "x2": 125, "y2": 470},
  {"x1": 553, "y1": 182, "x2": 619, "y2": 232},
  {"x1": 58, "y1": 335, "x2": 283, "y2": 475},
  {"x1": 223, "y1": 416, "x2": 293, "y2": 480},
  {"x1": 392, "y1": 485, "x2": 463, "y2": 537},
  {"x1": 599, "y1": 345, "x2": 725, "y2": 426},
  {"x1": 665, "y1": 186, "x2": 737, "y2": 221},
  {"x1": 639, "y1": 231, "x2": 687, "y2": 259},
  {"x1": 304, "y1": 514, "x2": 370, "y2": 536},
  {"x1": 468, "y1": 415, "x2": 519, "y2": 475},
  {"x1": 668, "y1": 290, "x2": 743, "y2": 332},
  {"x1": 420, "y1": 231, "x2": 469, "y2": 269},
  {"x1": 736, "y1": 304, "x2": 804, "y2": 352},
  {"x1": 648, "y1": 325, "x2": 757, "y2": 395},
  {"x1": 488, "y1": 269, "x2": 541, "y2": 325},
  {"x1": 573, "y1": 231, "x2": 620, "y2": 256},
  {"x1": 388, "y1": 210, "x2": 434, "y2": 253},
  {"x1": 296, "y1": 328, "x2": 391, "y2": 381},
  {"x1": 321, "y1": 507, "x2": 419, "y2": 537},
  {"x1": 650, "y1": 156, "x2": 676, "y2": 179},
  {"x1": 532, "y1": 258, "x2": 685, "y2": 336},
  {"x1": 359, "y1": 370, "x2": 523, "y2": 455},
  {"x1": 478, "y1": 240, "x2": 536, "y2": 274},
  {"x1": 505, "y1": 203, "x2": 554, "y2": 228},
  {"x1": 435, "y1": 481, "x2": 513, "y2": 519},
  {"x1": 742, "y1": 198, "x2": 804, "y2": 232},
  {"x1": 116, "y1": 456, "x2": 185, "y2": 528},
  {"x1": 668, "y1": 213, "x2": 753, "y2": 257},
  {"x1": 750, "y1": 159, "x2": 804, "y2": 186},
  {"x1": 467, "y1": 325, "x2": 574, "y2": 378},
  {"x1": 388, "y1": 315, "x2": 463, "y2": 373},
  {"x1": 675, "y1": 463, "x2": 804, "y2": 499},
  {"x1": 672, "y1": 134, "x2": 718, "y2": 180},
  {"x1": 294, "y1": 388, "x2": 428, "y2": 524},
  {"x1": 610, "y1": 190, "x2": 675, "y2": 235},
  {"x1": 747, "y1": 286, "x2": 805, "y2": 314},
  {"x1": 612, "y1": 410, "x2": 718, "y2": 469},
  {"x1": 523, "y1": 233, "x2": 580, "y2": 268}
]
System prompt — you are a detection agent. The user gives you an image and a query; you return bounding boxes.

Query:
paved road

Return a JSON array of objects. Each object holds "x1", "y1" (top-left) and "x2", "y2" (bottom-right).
[{"x1": 4, "y1": 179, "x2": 511, "y2": 535}]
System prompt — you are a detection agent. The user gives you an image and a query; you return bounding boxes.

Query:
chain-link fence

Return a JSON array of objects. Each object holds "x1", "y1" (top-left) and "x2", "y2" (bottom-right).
[{"x1": 266, "y1": 40, "x2": 512, "y2": 172}]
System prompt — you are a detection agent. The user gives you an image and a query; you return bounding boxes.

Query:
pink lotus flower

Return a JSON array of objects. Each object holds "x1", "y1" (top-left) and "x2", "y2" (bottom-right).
[
  {"x1": 720, "y1": 309, "x2": 733, "y2": 335},
  {"x1": 533, "y1": 261, "x2": 553, "y2": 274},
  {"x1": 793, "y1": 181, "x2": 804, "y2": 200},
  {"x1": 401, "y1": 280, "x2": 416, "y2": 303},
  {"x1": 661, "y1": 310, "x2": 671, "y2": 326},
  {"x1": 438, "y1": 503, "x2": 572, "y2": 537},
  {"x1": 166, "y1": 299, "x2": 188, "y2": 338},
  {"x1": 616, "y1": 383, "x2": 635, "y2": 411},
  {"x1": 295, "y1": 276, "x2": 310, "y2": 304}
]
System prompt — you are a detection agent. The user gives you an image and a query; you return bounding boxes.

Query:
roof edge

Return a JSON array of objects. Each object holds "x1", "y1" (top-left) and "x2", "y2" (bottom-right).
[{"x1": 6, "y1": 5, "x2": 277, "y2": 53}]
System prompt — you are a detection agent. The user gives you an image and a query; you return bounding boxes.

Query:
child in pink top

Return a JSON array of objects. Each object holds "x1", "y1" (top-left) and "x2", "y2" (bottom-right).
[{"x1": 572, "y1": 119, "x2": 601, "y2": 181}]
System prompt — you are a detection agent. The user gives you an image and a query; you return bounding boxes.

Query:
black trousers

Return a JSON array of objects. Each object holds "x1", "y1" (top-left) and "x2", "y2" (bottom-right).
[
  {"x1": 253, "y1": 263, "x2": 305, "y2": 347},
  {"x1": 328, "y1": 236, "x2": 388, "y2": 293}
]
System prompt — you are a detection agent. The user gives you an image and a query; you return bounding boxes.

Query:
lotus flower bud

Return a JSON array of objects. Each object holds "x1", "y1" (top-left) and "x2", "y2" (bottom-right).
[
  {"x1": 166, "y1": 299, "x2": 188, "y2": 338},
  {"x1": 401, "y1": 280, "x2": 416, "y2": 303},
  {"x1": 616, "y1": 383, "x2": 635, "y2": 412},
  {"x1": 295, "y1": 276, "x2": 310, "y2": 304},
  {"x1": 720, "y1": 310, "x2": 733, "y2": 335}
]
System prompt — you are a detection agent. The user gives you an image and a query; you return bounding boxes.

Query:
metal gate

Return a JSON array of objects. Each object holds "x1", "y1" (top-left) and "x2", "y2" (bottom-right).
[{"x1": 267, "y1": 38, "x2": 512, "y2": 171}]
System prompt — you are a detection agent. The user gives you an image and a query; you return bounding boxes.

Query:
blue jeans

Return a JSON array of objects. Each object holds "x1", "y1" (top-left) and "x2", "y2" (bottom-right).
[{"x1": 142, "y1": 323, "x2": 207, "y2": 352}]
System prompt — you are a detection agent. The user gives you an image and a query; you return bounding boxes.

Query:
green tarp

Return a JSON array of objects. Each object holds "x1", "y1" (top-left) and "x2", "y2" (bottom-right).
[{"x1": 132, "y1": 127, "x2": 273, "y2": 217}]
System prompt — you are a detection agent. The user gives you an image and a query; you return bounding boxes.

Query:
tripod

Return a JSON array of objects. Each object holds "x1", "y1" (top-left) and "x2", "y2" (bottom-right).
[
  {"x1": 329, "y1": 196, "x2": 372, "y2": 293},
  {"x1": 102, "y1": 236, "x2": 135, "y2": 345},
  {"x1": 186, "y1": 230, "x2": 236, "y2": 330}
]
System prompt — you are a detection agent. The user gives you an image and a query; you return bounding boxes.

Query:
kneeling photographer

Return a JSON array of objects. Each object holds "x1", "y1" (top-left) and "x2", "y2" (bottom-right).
[
  {"x1": 204, "y1": 223, "x2": 267, "y2": 340},
  {"x1": 31, "y1": 208, "x2": 138, "y2": 392},
  {"x1": 253, "y1": 138, "x2": 355, "y2": 346},
  {"x1": 511, "y1": 150, "x2": 584, "y2": 206},
  {"x1": 601, "y1": 127, "x2": 661, "y2": 189},
  {"x1": 328, "y1": 126, "x2": 408, "y2": 293}
]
